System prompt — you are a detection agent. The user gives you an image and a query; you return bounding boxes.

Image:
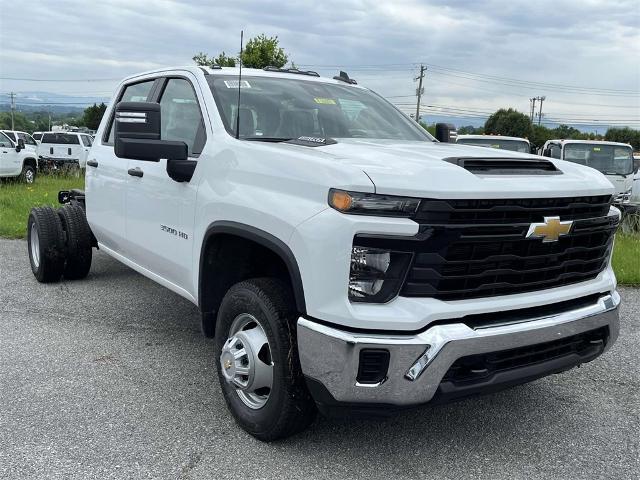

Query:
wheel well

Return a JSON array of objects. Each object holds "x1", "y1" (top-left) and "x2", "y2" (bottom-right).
[
  {"x1": 199, "y1": 227, "x2": 306, "y2": 329},
  {"x1": 23, "y1": 158, "x2": 37, "y2": 169}
]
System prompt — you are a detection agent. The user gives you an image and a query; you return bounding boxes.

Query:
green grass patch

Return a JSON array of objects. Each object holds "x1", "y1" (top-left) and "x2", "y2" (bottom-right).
[
  {"x1": 612, "y1": 233, "x2": 640, "y2": 285},
  {"x1": 0, "y1": 173, "x2": 85, "y2": 238}
]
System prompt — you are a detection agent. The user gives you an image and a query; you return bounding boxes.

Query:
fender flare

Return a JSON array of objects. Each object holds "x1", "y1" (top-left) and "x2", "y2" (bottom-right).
[{"x1": 198, "y1": 221, "x2": 307, "y2": 314}]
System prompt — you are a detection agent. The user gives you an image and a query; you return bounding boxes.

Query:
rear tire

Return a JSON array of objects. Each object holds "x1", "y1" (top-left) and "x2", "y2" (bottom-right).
[
  {"x1": 27, "y1": 206, "x2": 66, "y2": 282},
  {"x1": 214, "y1": 278, "x2": 316, "y2": 441},
  {"x1": 22, "y1": 164, "x2": 36, "y2": 184},
  {"x1": 58, "y1": 204, "x2": 92, "y2": 279}
]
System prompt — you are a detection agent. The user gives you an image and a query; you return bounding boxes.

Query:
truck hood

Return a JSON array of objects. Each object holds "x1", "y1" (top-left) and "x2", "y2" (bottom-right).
[{"x1": 278, "y1": 138, "x2": 615, "y2": 199}]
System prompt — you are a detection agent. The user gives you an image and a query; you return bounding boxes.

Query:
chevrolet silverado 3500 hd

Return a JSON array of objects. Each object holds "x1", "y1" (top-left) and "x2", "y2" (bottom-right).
[{"x1": 27, "y1": 66, "x2": 620, "y2": 441}]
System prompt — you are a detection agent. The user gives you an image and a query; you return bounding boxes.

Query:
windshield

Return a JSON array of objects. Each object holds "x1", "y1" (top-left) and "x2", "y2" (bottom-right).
[
  {"x1": 457, "y1": 137, "x2": 530, "y2": 153},
  {"x1": 563, "y1": 143, "x2": 633, "y2": 175},
  {"x1": 207, "y1": 75, "x2": 433, "y2": 142}
]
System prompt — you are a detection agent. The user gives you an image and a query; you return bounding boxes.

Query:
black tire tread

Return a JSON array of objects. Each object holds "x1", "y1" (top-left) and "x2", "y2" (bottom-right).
[
  {"x1": 58, "y1": 204, "x2": 92, "y2": 279},
  {"x1": 216, "y1": 277, "x2": 316, "y2": 441},
  {"x1": 27, "y1": 206, "x2": 65, "y2": 282}
]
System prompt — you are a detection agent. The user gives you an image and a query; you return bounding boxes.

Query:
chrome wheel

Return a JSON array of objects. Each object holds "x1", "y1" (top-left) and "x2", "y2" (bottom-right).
[
  {"x1": 30, "y1": 222, "x2": 40, "y2": 268},
  {"x1": 220, "y1": 313, "x2": 273, "y2": 410},
  {"x1": 24, "y1": 169, "x2": 35, "y2": 183}
]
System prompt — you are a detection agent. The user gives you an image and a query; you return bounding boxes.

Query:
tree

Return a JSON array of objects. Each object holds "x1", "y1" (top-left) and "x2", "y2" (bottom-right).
[
  {"x1": 605, "y1": 127, "x2": 640, "y2": 150},
  {"x1": 81, "y1": 103, "x2": 107, "y2": 131},
  {"x1": 193, "y1": 51, "x2": 236, "y2": 67},
  {"x1": 484, "y1": 108, "x2": 532, "y2": 139},
  {"x1": 192, "y1": 34, "x2": 289, "y2": 70},
  {"x1": 240, "y1": 34, "x2": 288, "y2": 69}
]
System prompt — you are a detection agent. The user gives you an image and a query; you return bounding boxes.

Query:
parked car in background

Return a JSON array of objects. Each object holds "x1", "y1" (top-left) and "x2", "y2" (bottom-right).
[
  {"x1": 38, "y1": 132, "x2": 93, "y2": 169},
  {"x1": 1, "y1": 130, "x2": 39, "y2": 155},
  {"x1": 0, "y1": 131, "x2": 38, "y2": 183},
  {"x1": 542, "y1": 140, "x2": 635, "y2": 209},
  {"x1": 456, "y1": 134, "x2": 531, "y2": 153}
]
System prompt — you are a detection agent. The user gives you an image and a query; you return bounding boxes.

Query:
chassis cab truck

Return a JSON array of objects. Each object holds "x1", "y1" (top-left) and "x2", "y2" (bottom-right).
[
  {"x1": 27, "y1": 66, "x2": 621, "y2": 441},
  {"x1": 542, "y1": 139, "x2": 636, "y2": 209}
]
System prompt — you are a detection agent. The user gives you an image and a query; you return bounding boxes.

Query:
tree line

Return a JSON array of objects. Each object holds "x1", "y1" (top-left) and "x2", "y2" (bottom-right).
[
  {"x1": 443, "y1": 108, "x2": 639, "y2": 150},
  {"x1": 0, "y1": 103, "x2": 107, "y2": 133}
]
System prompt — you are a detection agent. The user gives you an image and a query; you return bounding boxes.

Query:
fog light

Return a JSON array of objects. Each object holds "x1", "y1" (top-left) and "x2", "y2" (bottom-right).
[{"x1": 349, "y1": 246, "x2": 412, "y2": 303}]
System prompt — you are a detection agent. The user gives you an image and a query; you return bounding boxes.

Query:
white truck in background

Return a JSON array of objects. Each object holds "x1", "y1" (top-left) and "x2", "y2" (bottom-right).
[
  {"x1": 0, "y1": 130, "x2": 39, "y2": 156},
  {"x1": 38, "y1": 132, "x2": 93, "y2": 169},
  {"x1": 541, "y1": 139, "x2": 636, "y2": 210},
  {"x1": 27, "y1": 66, "x2": 621, "y2": 441},
  {"x1": 0, "y1": 131, "x2": 38, "y2": 183},
  {"x1": 456, "y1": 134, "x2": 531, "y2": 153}
]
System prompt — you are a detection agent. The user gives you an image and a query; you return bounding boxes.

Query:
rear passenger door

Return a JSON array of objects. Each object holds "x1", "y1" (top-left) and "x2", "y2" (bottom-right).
[
  {"x1": 85, "y1": 79, "x2": 156, "y2": 255},
  {"x1": 125, "y1": 75, "x2": 207, "y2": 291}
]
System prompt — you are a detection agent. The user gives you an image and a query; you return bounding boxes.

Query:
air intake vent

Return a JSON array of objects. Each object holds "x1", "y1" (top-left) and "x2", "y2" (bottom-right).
[
  {"x1": 446, "y1": 157, "x2": 561, "y2": 175},
  {"x1": 357, "y1": 349, "x2": 390, "y2": 384}
]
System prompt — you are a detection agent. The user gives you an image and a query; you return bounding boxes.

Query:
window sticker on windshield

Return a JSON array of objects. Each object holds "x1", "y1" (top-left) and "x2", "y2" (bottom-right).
[
  {"x1": 224, "y1": 80, "x2": 251, "y2": 89},
  {"x1": 314, "y1": 97, "x2": 336, "y2": 105},
  {"x1": 593, "y1": 147, "x2": 601, "y2": 151}
]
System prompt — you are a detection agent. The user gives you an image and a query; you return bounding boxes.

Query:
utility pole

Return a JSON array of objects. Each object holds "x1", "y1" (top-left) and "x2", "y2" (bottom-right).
[
  {"x1": 537, "y1": 96, "x2": 546, "y2": 126},
  {"x1": 529, "y1": 97, "x2": 537, "y2": 123},
  {"x1": 9, "y1": 92, "x2": 16, "y2": 130},
  {"x1": 415, "y1": 65, "x2": 426, "y2": 122}
]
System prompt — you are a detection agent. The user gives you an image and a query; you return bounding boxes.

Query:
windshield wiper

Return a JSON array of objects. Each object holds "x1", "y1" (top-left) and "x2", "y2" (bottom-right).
[{"x1": 243, "y1": 136, "x2": 292, "y2": 143}]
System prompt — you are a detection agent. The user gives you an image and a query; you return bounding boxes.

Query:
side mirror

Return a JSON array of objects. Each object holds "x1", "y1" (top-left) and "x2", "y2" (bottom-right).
[
  {"x1": 114, "y1": 102, "x2": 188, "y2": 162},
  {"x1": 16, "y1": 138, "x2": 25, "y2": 152},
  {"x1": 435, "y1": 123, "x2": 457, "y2": 143}
]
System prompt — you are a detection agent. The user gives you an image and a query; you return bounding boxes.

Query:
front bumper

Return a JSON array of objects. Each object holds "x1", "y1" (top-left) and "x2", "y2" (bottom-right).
[{"x1": 298, "y1": 291, "x2": 620, "y2": 407}]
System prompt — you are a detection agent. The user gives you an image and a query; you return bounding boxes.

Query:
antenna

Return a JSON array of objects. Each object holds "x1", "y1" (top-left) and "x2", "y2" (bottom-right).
[{"x1": 235, "y1": 30, "x2": 244, "y2": 139}]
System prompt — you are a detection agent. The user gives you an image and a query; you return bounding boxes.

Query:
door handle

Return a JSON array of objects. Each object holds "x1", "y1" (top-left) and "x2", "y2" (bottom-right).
[
  {"x1": 87, "y1": 159, "x2": 98, "y2": 168},
  {"x1": 128, "y1": 167, "x2": 144, "y2": 178}
]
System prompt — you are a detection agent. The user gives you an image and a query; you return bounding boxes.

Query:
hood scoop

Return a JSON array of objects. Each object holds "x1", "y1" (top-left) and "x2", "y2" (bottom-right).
[{"x1": 444, "y1": 157, "x2": 562, "y2": 175}]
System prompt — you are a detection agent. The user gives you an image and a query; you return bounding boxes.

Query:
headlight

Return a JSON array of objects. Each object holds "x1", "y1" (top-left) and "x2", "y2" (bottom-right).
[
  {"x1": 614, "y1": 188, "x2": 632, "y2": 204},
  {"x1": 349, "y1": 245, "x2": 413, "y2": 303},
  {"x1": 329, "y1": 189, "x2": 420, "y2": 217}
]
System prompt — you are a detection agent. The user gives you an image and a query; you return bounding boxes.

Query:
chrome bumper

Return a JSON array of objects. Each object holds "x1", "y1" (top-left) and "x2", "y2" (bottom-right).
[{"x1": 297, "y1": 292, "x2": 620, "y2": 406}]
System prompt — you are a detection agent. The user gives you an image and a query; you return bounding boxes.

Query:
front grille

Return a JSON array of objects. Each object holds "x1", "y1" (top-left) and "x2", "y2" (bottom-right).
[
  {"x1": 354, "y1": 195, "x2": 617, "y2": 301},
  {"x1": 442, "y1": 326, "x2": 609, "y2": 386}
]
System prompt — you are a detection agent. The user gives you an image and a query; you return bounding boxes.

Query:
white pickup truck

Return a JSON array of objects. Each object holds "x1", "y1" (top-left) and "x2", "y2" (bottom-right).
[
  {"x1": 0, "y1": 131, "x2": 38, "y2": 183},
  {"x1": 27, "y1": 66, "x2": 621, "y2": 441},
  {"x1": 38, "y1": 132, "x2": 93, "y2": 169}
]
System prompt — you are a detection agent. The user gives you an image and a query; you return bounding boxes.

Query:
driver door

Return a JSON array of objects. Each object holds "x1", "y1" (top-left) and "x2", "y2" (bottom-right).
[{"x1": 124, "y1": 75, "x2": 207, "y2": 292}]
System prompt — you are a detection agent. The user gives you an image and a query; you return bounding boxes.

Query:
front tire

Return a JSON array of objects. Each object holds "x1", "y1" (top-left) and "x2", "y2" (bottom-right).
[
  {"x1": 214, "y1": 278, "x2": 316, "y2": 441},
  {"x1": 27, "y1": 207, "x2": 66, "y2": 282},
  {"x1": 22, "y1": 164, "x2": 36, "y2": 184}
]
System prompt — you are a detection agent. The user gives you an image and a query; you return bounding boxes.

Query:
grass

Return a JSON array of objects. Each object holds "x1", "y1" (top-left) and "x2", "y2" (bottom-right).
[
  {"x1": 1, "y1": 174, "x2": 639, "y2": 285},
  {"x1": 612, "y1": 233, "x2": 640, "y2": 285},
  {"x1": 0, "y1": 173, "x2": 85, "y2": 238}
]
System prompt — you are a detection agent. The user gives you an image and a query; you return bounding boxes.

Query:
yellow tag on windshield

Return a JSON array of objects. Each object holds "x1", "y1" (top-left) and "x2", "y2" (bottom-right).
[{"x1": 314, "y1": 97, "x2": 336, "y2": 105}]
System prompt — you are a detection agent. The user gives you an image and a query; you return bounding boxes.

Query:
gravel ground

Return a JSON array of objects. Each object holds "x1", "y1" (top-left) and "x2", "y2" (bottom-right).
[{"x1": 0, "y1": 238, "x2": 638, "y2": 480}]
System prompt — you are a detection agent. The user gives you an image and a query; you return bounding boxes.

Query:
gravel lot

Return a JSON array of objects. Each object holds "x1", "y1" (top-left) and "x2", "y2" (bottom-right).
[{"x1": 0, "y1": 238, "x2": 638, "y2": 480}]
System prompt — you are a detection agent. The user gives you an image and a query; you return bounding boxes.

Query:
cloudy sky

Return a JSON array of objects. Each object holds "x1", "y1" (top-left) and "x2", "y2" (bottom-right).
[{"x1": 1, "y1": 0, "x2": 639, "y2": 127}]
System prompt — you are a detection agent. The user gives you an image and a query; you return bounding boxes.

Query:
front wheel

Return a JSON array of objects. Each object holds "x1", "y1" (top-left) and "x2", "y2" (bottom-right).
[
  {"x1": 22, "y1": 164, "x2": 36, "y2": 184},
  {"x1": 214, "y1": 278, "x2": 316, "y2": 441}
]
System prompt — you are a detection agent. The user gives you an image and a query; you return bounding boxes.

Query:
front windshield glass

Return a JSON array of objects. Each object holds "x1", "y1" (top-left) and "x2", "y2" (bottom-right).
[
  {"x1": 563, "y1": 143, "x2": 633, "y2": 175},
  {"x1": 207, "y1": 75, "x2": 433, "y2": 142},
  {"x1": 457, "y1": 137, "x2": 530, "y2": 153}
]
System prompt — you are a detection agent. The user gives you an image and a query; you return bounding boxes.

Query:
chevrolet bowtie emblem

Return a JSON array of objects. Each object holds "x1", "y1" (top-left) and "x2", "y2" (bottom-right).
[{"x1": 526, "y1": 216, "x2": 573, "y2": 242}]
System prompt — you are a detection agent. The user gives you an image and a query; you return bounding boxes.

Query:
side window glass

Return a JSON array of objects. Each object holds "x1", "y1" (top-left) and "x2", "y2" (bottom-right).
[
  {"x1": 106, "y1": 80, "x2": 155, "y2": 144},
  {"x1": 0, "y1": 132, "x2": 13, "y2": 148},
  {"x1": 159, "y1": 78, "x2": 206, "y2": 156},
  {"x1": 82, "y1": 135, "x2": 93, "y2": 147}
]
